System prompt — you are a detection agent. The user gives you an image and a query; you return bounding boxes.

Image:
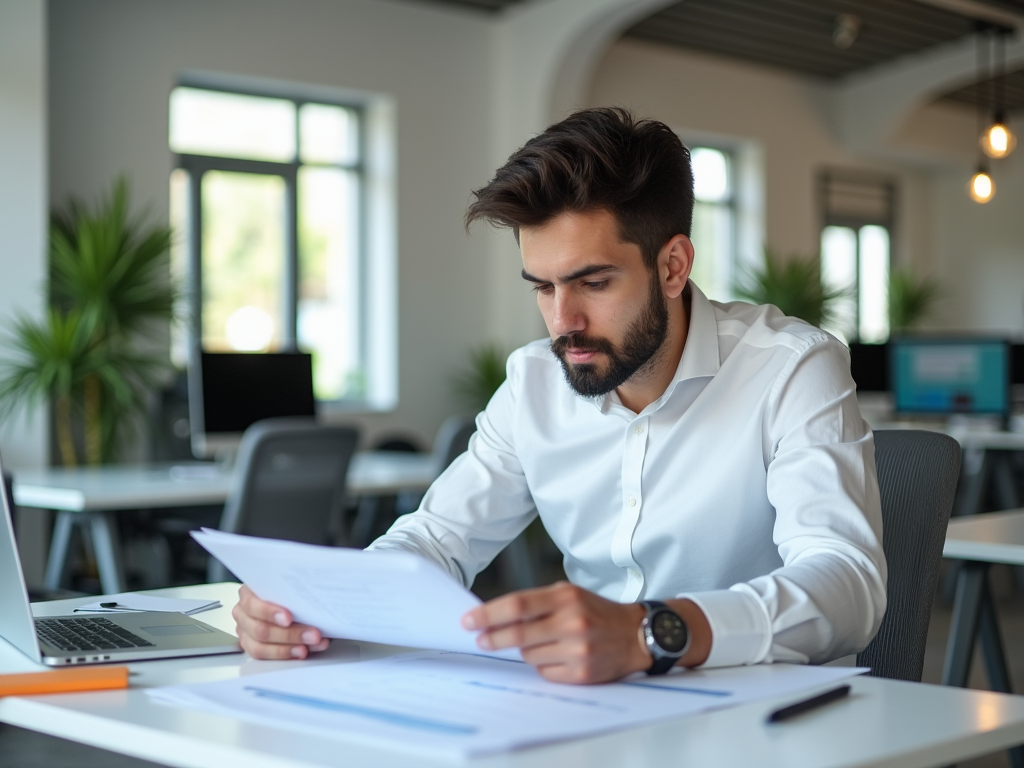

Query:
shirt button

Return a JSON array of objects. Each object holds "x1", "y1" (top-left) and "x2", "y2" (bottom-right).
[
  {"x1": 635, "y1": 425, "x2": 645, "y2": 435},
  {"x1": 628, "y1": 496, "x2": 637, "y2": 507}
]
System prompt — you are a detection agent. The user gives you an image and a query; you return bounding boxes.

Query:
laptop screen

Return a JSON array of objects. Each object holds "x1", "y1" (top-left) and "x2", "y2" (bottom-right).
[{"x1": 0, "y1": 451, "x2": 45, "y2": 662}]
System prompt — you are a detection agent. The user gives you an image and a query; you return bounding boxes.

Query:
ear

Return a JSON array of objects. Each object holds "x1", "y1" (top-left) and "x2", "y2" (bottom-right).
[{"x1": 659, "y1": 234, "x2": 694, "y2": 299}]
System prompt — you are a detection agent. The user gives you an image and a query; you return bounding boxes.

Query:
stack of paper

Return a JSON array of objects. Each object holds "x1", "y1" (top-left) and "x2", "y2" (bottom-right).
[
  {"x1": 149, "y1": 649, "x2": 865, "y2": 758},
  {"x1": 73, "y1": 592, "x2": 221, "y2": 616},
  {"x1": 191, "y1": 528, "x2": 517, "y2": 658}
]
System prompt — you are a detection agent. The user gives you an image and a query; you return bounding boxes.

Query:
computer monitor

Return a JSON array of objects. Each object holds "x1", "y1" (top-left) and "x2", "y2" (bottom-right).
[
  {"x1": 188, "y1": 351, "x2": 316, "y2": 458},
  {"x1": 848, "y1": 342, "x2": 889, "y2": 393},
  {"x1": 890, "y1": 337, "x2": 1010, "y2": 417}
]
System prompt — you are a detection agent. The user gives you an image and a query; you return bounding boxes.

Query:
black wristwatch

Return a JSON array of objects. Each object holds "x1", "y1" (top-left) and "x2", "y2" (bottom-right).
[{"x1": 640, "y1": 600, "x2": 690, "y2": 675}]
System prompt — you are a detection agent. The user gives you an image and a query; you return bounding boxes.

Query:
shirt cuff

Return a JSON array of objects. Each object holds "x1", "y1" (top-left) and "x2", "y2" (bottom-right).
[{"x1": 677, "y1": 587, "x2": 771, "y2": 668}]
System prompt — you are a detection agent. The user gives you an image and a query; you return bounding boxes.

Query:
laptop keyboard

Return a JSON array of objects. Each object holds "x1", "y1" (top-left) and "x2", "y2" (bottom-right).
[{"x1": 36, "y1": 617, "x2": 155, "y2": 652}]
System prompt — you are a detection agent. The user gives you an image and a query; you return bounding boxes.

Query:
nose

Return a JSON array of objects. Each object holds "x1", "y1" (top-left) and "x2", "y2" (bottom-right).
[{"x1": 549, "y1": 288, "x2": 585, "y2": 339}]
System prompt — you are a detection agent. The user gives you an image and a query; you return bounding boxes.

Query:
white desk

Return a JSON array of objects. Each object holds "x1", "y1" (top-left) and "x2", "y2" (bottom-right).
[
  {"x1": 2, "y1": 583, "x2": 1024, "y2": 768},
  {"x1": 11, "y1": 453, "x2": 439, "y2": 594},
  {"x1": 943, "y1": 509, "x2": 1024, "y2": 691}
]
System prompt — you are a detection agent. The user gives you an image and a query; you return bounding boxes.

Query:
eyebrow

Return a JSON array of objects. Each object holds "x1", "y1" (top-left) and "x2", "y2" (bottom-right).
[{"x1": 520, "y1": 264, "x2": 620, "y2": 285}]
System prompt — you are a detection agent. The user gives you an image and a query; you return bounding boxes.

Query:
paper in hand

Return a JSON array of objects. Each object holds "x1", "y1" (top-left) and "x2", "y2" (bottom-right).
[{"x1": 191, "y1": 528, "x2": 516, "y2": 658}]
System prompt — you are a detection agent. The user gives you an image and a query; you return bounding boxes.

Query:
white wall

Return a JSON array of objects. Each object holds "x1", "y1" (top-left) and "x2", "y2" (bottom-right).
[
  {"x1": 588, "y1": 38, "x2": 1024, "y2": 336},
  {"x1": 588, "y1": 39, "x2": 933, "y2": 273},
  {"x1": 48, "y1": 0, "x2": 498, "y2": 448},
  {"x1": 0, "y1": 0, "x2": 49, "y2": 586},
  {"x1": 0, "y1": 0, "x2": 48, "y2": 470}
]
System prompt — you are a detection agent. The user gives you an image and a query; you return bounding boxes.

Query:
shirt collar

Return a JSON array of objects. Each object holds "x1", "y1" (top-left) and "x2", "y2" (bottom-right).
[
  {"x1": 673, "y1": 280, "x2": 721, "y2": 384},
  {"x1": 587, "y1": 280, "x2": 721, "y2": 414}
]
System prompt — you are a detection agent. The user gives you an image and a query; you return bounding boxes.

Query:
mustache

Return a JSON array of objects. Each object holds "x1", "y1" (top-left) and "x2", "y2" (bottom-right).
[{"x1": 550, "y1": 334, "x2": 615, "y2": 359}]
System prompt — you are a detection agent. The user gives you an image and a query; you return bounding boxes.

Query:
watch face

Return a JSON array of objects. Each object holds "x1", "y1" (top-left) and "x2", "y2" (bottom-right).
[{"x1": 653, "y1": 610, "x2": 687, "y2": 653}]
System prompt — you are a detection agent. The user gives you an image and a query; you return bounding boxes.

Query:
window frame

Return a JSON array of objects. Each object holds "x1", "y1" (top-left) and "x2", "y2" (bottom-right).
[
  {"x1": 817, "y1": 169, "x2": 897, "y2": 342},
  {"x1": 172, "y1": 83, "x2": 369, "y2": 401},
  {"x1": 688, "y1": 144, "x2": 738, "y2": 302}
]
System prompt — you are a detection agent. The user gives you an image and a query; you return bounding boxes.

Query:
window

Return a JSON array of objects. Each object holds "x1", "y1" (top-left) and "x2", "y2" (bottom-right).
[
  {"x1": 688, "y1": 146, "x2": 736, "y2": 302},
  {"x1": 818, "y1": 171, "x2": 896, "y2": 343},
  {"x1": 170, "y1": 83, "x2": 392, "y2": 405}
]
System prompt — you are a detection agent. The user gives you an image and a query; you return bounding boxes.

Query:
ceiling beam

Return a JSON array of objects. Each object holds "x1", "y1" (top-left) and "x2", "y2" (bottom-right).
[
  {"x1": 911, "y1": 0, "x2": 1024, "y2": 29},
  {"x1": 832, "y1": 29, "x2": 1024, "y2": 163}
]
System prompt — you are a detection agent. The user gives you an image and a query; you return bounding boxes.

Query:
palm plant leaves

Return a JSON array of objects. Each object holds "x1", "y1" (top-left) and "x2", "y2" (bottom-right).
[
  {"x1": 50, "y1": 178, "x2": 175, "y2": 338},
  {"x1": 735, "y1": 248, "x2": 849, "y2": 329},
  {"x1": 0, "y1": 177, "x2": 175, "y2": 465},
  {"x1": 889, "y1": 268, "x2": 942, "y2": 333},
  {"x1": 452, "y1": 345, "x2": 507, "y2": 413}
]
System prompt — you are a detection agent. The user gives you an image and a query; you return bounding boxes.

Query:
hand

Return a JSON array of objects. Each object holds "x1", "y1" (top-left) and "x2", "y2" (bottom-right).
[
  {"x1": 232, "y1": 584, "x2": 330, "y2": 660},
  {"x1": 461, "y1": 581, "x2": 651, "y2": 684}
]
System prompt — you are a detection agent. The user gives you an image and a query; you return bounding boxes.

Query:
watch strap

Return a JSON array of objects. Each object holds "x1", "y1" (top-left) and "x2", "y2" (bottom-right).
[{"x1": 640, "y1": 600, "x2": 689, "y2": 676}]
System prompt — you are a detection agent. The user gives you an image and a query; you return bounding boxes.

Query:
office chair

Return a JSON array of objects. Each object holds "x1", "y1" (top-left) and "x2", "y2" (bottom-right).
[
  {"x1": 855, "y1": 429, "x2": 961, "y2": 682},
  {"x1": 350, "y1": 415, "x2": 478, "y2": 548},
  {"x1": 208, "y1": 418, "x2": 360, "y2": 582}
]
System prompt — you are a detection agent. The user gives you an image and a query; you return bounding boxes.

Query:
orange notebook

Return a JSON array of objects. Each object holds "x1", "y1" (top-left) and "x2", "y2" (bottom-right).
[{"x1": 0, "y1": 666, "x2": 130, "y2": 696}]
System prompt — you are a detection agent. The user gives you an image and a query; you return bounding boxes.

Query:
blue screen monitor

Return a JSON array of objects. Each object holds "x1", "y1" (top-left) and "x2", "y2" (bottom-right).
[{"x1": 890, "y1": 337, "x2": 1010, "y2": 416}]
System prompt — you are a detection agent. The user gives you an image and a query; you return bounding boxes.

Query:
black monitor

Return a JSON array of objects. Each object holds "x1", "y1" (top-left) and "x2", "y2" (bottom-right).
[
  {"x1": 848, "y1": 342, "x2": 889, "y2": 392},
  {"x1": 890, "y1": 337, "x2": 1010, "y2": 417},
  {"x1": 189, "y1": 351, "x2": 316, "y2": 458}
]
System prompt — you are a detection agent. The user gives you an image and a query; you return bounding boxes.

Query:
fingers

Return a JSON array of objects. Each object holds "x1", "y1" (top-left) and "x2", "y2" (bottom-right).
[
  {"x1": 233, "y1": 584, "x2": 330, "y2": 660},
  {"x1": 238, "y1": 584, "x2": 293, "y2": 628},
  {"x1": 463, "y1": 581, "x2": 576, "y2": 632}
]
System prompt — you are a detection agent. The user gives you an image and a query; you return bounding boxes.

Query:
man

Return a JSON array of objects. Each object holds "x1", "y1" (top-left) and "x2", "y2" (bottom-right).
[{"x1": 233, "y1": 107, "x2": 886, "y2": 684}]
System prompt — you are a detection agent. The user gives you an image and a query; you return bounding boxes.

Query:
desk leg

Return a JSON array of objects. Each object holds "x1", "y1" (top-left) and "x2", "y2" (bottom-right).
[
  {"x1": 43, "y1": 511, "x2": 76, "y2": 591},
  {"x1": 979, "y1": 574, "x2": 1024, "y2": 768},
  {"x1": 88, "y1": 512, "x2": 126, "y2": 595},
  {"x1": 942, "y1": 561, "x2": 988, "y2": 688}
]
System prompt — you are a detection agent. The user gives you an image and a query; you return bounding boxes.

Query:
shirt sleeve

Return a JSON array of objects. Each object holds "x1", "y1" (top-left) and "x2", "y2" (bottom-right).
[
  {"x1": 679, "y1": 334, "x2": 887, "y2": 668},
  {"x1": 366, "y1": 357, "x2": 538, "y2": 587}
]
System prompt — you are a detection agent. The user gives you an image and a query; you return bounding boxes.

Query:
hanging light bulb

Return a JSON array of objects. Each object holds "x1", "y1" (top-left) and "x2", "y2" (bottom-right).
[
  {"x1": 980, "y1": 114, "x2": 1016, "y2": 159},
  {"x1": 969, "y1": 165, "x2": 996, "y2": 203}
]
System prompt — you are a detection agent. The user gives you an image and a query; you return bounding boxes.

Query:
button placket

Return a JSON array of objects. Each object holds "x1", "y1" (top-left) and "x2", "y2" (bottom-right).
[{"x1": 612, "y1": 417, "x2": 650, "y2": 602}]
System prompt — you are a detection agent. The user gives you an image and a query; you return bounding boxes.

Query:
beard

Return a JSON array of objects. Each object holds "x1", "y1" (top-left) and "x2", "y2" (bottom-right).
[{"x1": 550, "y1": 271, "x2": 669, "y2": 398}]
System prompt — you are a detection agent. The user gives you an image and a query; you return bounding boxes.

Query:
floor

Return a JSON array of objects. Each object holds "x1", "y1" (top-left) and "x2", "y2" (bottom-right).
[{"x1": 4, "y1": 563, "x2": 1024, "y2": 767}]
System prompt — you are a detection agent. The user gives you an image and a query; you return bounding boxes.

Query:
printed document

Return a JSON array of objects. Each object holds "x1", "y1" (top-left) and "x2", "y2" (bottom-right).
[
  {"x1": 149, "y1": 649, "x2": 866, "y2": 758},
  {"x1": 191, "y1": 528, "x2": 516, "y2": 658}
]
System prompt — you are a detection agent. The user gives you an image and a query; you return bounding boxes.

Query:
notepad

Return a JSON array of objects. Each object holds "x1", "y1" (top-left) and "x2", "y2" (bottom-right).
[{"x1": 73, "y1": 593, "x2": 221, "y2": 616}]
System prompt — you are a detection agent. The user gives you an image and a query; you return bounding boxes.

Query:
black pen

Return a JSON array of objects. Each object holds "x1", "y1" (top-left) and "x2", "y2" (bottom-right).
[{"x1": 767, "y1": 684, "x2": 851, "y2": 723}]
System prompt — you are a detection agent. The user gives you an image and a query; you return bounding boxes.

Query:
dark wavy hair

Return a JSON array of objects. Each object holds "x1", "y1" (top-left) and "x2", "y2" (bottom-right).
[{"x1": 466, "y1": 107, "x2": 694, "y2": 269}]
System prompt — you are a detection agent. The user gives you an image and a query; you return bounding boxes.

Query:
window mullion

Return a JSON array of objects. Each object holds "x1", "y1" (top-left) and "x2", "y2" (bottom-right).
[{"x1": 284, "y1": 164, "x2": 299, "y2": 350}]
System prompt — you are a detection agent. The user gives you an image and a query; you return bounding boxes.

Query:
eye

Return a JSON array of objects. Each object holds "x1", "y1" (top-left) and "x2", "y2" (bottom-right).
[
  {"x1": 531, "y1": 283, "x2": 554, "y2": 295},
  {"x1": 583, "y1": 280, "x2": 608, "y2": 291}
]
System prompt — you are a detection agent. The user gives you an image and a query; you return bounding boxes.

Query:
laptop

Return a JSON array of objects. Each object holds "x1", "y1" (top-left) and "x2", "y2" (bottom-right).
[{"x1": 0, "y1": 451, "x2": 241, "y2": 666}]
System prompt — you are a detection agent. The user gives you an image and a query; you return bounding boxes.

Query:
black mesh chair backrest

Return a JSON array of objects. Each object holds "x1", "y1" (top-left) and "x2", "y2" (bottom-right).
[
  {"x1": 856, "y1": 429, "x2": 961, "y2": 681},
  {"x1": 209, "y1": 418, "x2": 360, "y2": 581}
]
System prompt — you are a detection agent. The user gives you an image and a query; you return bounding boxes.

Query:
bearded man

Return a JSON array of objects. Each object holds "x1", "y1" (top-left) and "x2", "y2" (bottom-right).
[{"x1": 232, "y1": 107, "x2": 886, "y2": 684}]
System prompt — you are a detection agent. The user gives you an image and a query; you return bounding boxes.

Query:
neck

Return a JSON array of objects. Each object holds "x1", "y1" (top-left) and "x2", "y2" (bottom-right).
[{"x1": 615, "y1": 285, "x2": 691, "y2": 414}]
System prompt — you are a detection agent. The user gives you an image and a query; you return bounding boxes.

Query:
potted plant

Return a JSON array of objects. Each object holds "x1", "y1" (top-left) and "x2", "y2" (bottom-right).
[
  {"x1": 735, "y1": 247, "x2": 848, "y2": 329},
  {"x1": 451, "y1": 344, "x2": 507, "y2": 413},
  {"x1": 888, "y1": 267, "x2": 942, "y2": 334},
  {"x1": 0, "y1": 179, "x2": 174, "y2": 466}
]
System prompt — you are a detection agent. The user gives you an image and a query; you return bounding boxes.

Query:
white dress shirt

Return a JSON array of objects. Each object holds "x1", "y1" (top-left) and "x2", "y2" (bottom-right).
[{"x1": 370, "y1": 282, "x2": 887, "y2": 668}]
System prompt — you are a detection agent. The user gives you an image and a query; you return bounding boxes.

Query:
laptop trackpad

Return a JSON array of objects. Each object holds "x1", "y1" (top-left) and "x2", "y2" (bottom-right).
[{"x1": 142, "y1": 624, "x2": 213, "y2": 636}]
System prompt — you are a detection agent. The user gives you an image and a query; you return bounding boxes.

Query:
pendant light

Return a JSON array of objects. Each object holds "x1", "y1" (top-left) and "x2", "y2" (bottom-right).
[
  {"x1": 969, "y1": 165, "x2": 996, "y2": 203},
  {"x1": 969, "y1": 27, "x2": 998, "y2": 203},
  {"x1": 980, "y1": 29, "x2": 1016, "y2": 159}
]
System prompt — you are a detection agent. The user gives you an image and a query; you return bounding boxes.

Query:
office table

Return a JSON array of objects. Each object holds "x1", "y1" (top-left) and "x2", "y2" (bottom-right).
[
  {"x1": 943, "y1": 509, "x2": 1024, "y2": 692},
  {"x1": 12, "y1": 453, "x2": 439, "y2": 594},
  {"x1": 4, "y1": 583, "x2": 1024, "y2": 768}
]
